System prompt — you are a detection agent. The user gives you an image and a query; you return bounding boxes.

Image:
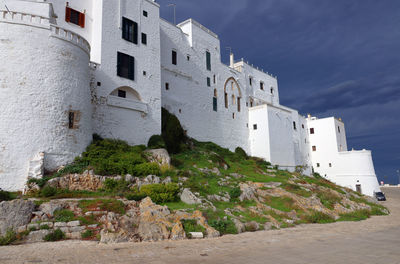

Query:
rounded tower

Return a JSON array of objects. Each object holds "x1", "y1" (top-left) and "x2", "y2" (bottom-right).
[{"x1": 0, "y1": 1, "x2": 92, "y2": 190}]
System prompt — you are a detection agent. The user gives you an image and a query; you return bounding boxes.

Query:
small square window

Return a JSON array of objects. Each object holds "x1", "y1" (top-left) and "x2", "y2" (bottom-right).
[
  {"x1": 310, "y1": 128, "x2": 315, "y2": 134},
  {"x1": 312, "y1": 146, "x2": 317, "y2": 151},
  {"x1": 118, "y1": 89, "x2": 126, "y2": 98},
  {"x1": 143, "y1": 10, "x2": 148, "y2": 17},
  {"x1": 66, "y1": 7, "x2": 85, "y2": 28},
  {"x1": 187, "y1": 55, "x2": 190, "y2": 61},
  {"x1": 97, "y1": 82, "x2": 101, "y2": 86},
  {"x1": 316, "y1": 163, "x2": 320, "y2": 167},
  {"x1": 143, "y1": 71, "x2": 147, "y2": 76},
  {"x1": 329, "y1": 163, "x2": 332, "y2": 167},
  {"x1": 141, "y1": 33, "x2": 147, "y2": 45},
  {"x1": 260, "y1": 82, "x2": 264, "y2": 90},
  {"x1": 253, "y1": 124, "x2": 257, "y2": 130},
  {"x1": 165, "y1": 83, "x2": 169, "y2": 90}
]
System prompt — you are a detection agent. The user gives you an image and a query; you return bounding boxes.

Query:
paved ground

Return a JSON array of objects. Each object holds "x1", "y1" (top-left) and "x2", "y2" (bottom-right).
[{"x1": 1, "y1": 187, "x2": 399, "y2": 264}]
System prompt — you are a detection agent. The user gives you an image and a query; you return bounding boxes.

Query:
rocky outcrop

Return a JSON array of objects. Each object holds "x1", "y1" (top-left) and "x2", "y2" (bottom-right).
[
  {"x1": 46, "y1": 170, "x2": 106, "y2": 191},
  {"x1": 239, "y1": 183, "x2": 257, "y2": 201},
  {"x1": 144, "y1": 149, "x2": 171, "y2": 167},
  {"x1": 0, "y1": 199, "x2": 35, "y2": 235},
  {"x1": 180, "y1": 188, "x2": 202, "y2": 205}
]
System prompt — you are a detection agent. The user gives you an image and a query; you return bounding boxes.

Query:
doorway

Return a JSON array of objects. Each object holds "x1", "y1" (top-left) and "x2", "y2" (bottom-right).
[{"x1": 356, "y1": 184, "x2": 362, "y2": 193}]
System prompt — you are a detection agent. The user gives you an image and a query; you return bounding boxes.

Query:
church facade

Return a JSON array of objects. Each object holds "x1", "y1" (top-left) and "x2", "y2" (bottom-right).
[{"x1": 0, "y1": 0, "x2": 381, "y2": 196}]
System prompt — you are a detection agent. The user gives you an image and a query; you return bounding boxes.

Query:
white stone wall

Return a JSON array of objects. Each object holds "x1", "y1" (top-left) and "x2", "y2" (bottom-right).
[
  {"x1": 0, "y1": 3, "x2": 92, "y2": 191},
  {"x1": 160, "y1": 19, "x2": 250, "y2": 153},
  {"x1": 307, "y1": 117, "x2": 380, "y2": 196},
  {"x1": 92, "y1": 0, "x2": 161, "y2": 146}
]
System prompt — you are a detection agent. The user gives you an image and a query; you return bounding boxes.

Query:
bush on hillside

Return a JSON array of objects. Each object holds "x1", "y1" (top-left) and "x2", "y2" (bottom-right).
[
  {"x1": 131, "y1": 163, "x2": 161, "y2": 176},
  {"x1": 41, "y1": 186, "x2": 57, "y2": 197},
  {"x1": 161, "y1": 108, "x2": 185, "y2": 154},
  {"x1": 140, "y1": 183, "x2": 180, "y2": 204},
  {"x1": 43, "y1": 229, "x2": 65, "y2": 242},
  {"x1": 0, "y1": 190, "x2": 12, "y2": 202},
  {"x1": 147, "y1": 135, "x2": 166, "y2": 149},
  {"x1": 0, "y1": 229, "x2": 17, "y2": 246},
  {"x1": 235, "y1": 147, "x2": 248, "y2": 159}
]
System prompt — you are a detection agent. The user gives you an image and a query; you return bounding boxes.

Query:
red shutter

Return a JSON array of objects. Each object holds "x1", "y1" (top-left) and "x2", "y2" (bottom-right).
[
  {"x1": 65, "y1": 7, "x2": 71, "y2": 22},
  {"x1": 79, "y1": 12, "x2": 85, "y2": 28}
]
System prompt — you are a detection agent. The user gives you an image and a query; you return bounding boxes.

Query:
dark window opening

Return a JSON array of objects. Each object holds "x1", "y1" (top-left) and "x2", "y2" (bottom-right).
[
  {"x1": 97, "y1": 82, "x2": 101, "y2": 86},
  {"x1": 206, "y1": 51, "x2": 211, "y2": 71},
  {"x1": 172, "y1": 50, "x2": 177, "y2": 65},
  {"x1": 143, "y1": 71, "x2": 147, "y2": 76},
  {"x1": 68, "y1": 111, "x2": 75, "y2": 129},
  {"x1": 165, "y1": 83, "x2": 169, "y2": 90},
  {"x1": 213, "y1": 97, "x2": 217, "y2": 112},
  {"x1": 253, "y1": 124, "x2": 257, "y2": 130},
  {"x1": 118, "y1": 89, "x2": 126, "y2": 98},
  {"x1": 310, "y1": 128, "x2": 315, "y2": 134},
  {"x1": 224, "y1": 92, "x2": 228, "y2": 108},
  {"x1": 312, "y1": 146, "x2": 317, "y2": 151},
  {"x1": 260, "y1": 82, "x2": 264, "y2": 90},
  {"x1": 338, "y1": 126, "x2": 341, "y2": 133},
  {"x1": 117, "y1": 52, "x2": 135, "y2": 80},
  {"x1": 249, "y1": 77, "x2": 252, "y2": 86},
  {"x1": 141, "y1": 33, "x2": 147, "y2": 45},
  {"x1": 213, "y1": 75, "x2": 216, "y2": 84},
  {"x1": 187, "y1": 55, "x2": 190, "y2": 61},
  {"x1": 143, "y1": 10, "x2": 148, "y2": 17},
  {"x1": 293, "y1": 121, "x2": 297, "y2": 130},
  {"x1": 232, "y1": 113, "x2": 235, "y2": 119},
  {"x1": 122, "y1": 17, "x2": 138, "y2": 44},
  {"x1": 179, "y1": 109, "x2": 182, "y2": 114},
  {"x1": 270, "y1": 87, "x2": 274, "y2": 94},
  {"x1": 65, "y1": 6, "x2": 85, "y2": 28},
  {"x1": 237, "y1": 97, "x2": 241, "y2": 112},
  {"x1": 329, "y1": 163, "x2": 332, "y2": 167},
  {"x1": 207, "y1": 77, "x2": 211, "y2": 87},
  {"x1": 316, "y1": 163, "x2": 320, "y2": 167}
]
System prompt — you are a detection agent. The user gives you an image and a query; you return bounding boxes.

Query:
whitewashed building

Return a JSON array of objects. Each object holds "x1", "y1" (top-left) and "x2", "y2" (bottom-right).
[
  {"x1": 0, "y1": 0, "x2": 161, "y2": 191},
  {"x1": 0, "y1": 0, "x2": 381, "y2": 196}
]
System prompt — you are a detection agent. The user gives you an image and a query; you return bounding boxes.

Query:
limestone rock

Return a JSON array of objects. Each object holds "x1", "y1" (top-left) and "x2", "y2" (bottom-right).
[
  {"x1": 180, "y1": 188, "x2": 202, "y2": 205},
  {"x1": 26, "y1": 230, "x2": 51, "y2": 243},
  {"x1": 170, "y1": 221, "x2": 185, "y2": 240},
  {"x1": 207, "y1": 194, "x2": 229, "y2": 202},
  {"x1": 27, "y1": 152, "x2": 44, "y2": 180},
  {"x1": 144, "y1": 149, "x2": 171, "y2": 167},
  {"x1": 239, "y1": 183, "x2": 257, "y2": 201},
  {"x1": 100, "y1": 229, "x2": 129, "y2": 244},
  {"x1": 244, "y1": 221, "x2": 259, "y2": 232},
  {"x1": 0, "y1": 199, "x2": 35, "y2": 235},
  {"x1": 39, "y1": 202, "x2": 64, "y2": 217},
  {"x1": 46, "y1": 170, "x2": 105, "y2": 191},
  {"x1": 232, "y1": 218, "x2": 245, "y2": 233}
]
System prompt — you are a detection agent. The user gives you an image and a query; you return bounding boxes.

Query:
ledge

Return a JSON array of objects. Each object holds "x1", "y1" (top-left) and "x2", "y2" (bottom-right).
[{"x1": 107, "y1": 95, "x2": 148, "y2": 114}]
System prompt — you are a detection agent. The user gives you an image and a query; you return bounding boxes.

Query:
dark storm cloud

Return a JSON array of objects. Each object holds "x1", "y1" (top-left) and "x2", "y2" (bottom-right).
[{"x1": 157, "y1": 0, "x2": 400, "y2": 182}]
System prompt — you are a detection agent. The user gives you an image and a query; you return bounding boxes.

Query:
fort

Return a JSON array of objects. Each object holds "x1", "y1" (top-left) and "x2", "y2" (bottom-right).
[{"x1": 0, "y1": 0, "x2": 380, "y2": 196}]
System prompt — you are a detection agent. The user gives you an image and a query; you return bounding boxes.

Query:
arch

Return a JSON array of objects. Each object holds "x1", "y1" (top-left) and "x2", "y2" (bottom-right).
[
  {"x1": 223, "y1": 77, "x2": 242, "y2": 98},
  {"x1": 110, "y1": 86, "x2": 142, "y2": 101}
]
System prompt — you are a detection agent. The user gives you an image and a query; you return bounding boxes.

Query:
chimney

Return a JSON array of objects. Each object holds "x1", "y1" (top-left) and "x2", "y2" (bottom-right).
[{"x1": 230, "y1": 53, "x2": 234, "y2": 68}]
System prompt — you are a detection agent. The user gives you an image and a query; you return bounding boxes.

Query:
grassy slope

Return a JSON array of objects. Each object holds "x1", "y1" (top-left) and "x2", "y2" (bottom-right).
[{"x1": 19, "y1": 138, "x2": 389, "y2": 237}]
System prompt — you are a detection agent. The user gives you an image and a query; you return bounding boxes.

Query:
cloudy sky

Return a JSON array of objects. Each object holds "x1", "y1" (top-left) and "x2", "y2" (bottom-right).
[{"x1": 157, "y1": 0, "x2": 400, "y2": 184}]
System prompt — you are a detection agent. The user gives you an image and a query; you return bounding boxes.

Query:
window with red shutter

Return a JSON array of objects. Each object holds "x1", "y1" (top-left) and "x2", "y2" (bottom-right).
[{"x1": 65, "y1": 5, "x2": 85, "y2": 28}]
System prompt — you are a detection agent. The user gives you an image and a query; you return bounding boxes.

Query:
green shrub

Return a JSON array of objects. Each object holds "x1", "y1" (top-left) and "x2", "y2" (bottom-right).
[
  {"x1": 40, "y1": 225, "x2": 50, "y2": 230},
  {"x1": 43, "y1": 229, "x2": 65, "y2": 242},
  {"x1": 140, "y1": 183, "x2": 180, "y2": 204},
  {"x1": 181, "y1": 219, "x2": 206, "y2": 238},
  {"x1": 0, "y1": 190, "x2": 12, "y2": 202},
  {"x1": 54, "y1": 209, "x2": 75, "y2": 222},
  {"x1": 0, "y1": 229, "x2": 17, "y2": 246},
  {"x1": 81, "y1": 230, "x2": 94, "y2": 239},
  {"x1": 317, "y1": 191, "x2": 341, "y2": 210},
  {"x1": 338, "y1": 210, "x2": 371, "y2": 222},
  {"x1": 305, "y1": 211, "x2": 335, "y2": 224},
  {"x1": 103, "y1": 178, "x2": 130, "y2": 193},
  {"x1": 229, "y1": 187, "x2": 241, "y2": 200},
  {"x1": 131, "y1": 163, "x2": 160, "y2": 176},
  {"x1": 41, "y1": 186, "x2": 57, "y2": 197},
  {"x1": 251, "y1": 157, "x2": 271, "y2": 168},
  {"x1": 162, "y1": 108, "x2": 185, "y2": 154},
  {"x1": 148, "y1": 135, "x2": 166, "y2": 149},
  {"x1": 126, "y1": 192, "x2": 147, "y2": 201},
  {"x1": 209, "y1": 219, "x2": 237, "y2": 235},
  {"x1": 234, "y1": 147, "x2": 248, "y2": 159}
]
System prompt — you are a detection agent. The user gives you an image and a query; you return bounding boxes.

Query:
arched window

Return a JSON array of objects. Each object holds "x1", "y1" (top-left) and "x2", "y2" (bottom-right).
[
  {"x1": 225, "y1": 92, "x2": 228, "y2": 108},
  {"x1": 110, "y1": 86, "x2": 141, "y2": 101}
]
